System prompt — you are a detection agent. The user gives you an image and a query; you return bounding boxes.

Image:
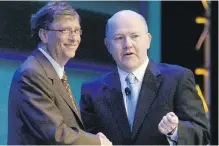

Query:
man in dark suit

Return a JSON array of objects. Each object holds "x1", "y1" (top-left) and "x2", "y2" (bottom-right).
[
  {"x1": 7, "y1": 2, "x2": 112, "y2": 145},
  {"x1": 80, "y1": 10, "x2": 210, "y2": 145}
]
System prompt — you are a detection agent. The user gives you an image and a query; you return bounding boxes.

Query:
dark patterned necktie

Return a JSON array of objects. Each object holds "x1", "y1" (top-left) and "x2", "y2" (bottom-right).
[{"x1": 61, "y1": 72, "x2": 79, "y2": 115}]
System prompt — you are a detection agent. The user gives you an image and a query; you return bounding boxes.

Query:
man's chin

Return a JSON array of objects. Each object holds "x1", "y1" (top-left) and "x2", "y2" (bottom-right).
[
  {"x1": 66, "y1": 51, "x2": 76, "y2": 59},
  {"x1": 120, "y1": 65, "x2": 138, "y2": 73}
]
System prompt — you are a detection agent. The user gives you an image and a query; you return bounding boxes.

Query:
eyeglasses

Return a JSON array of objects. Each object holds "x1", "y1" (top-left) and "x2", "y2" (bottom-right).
[{"x1": 46, "y1": 28, "x2": 82, "y2": 36}]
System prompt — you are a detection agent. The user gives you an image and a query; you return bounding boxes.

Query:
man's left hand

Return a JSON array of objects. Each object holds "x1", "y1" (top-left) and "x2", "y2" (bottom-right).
[{"x1": 158, "y1": 112, "x2": 179, "y2": 135}]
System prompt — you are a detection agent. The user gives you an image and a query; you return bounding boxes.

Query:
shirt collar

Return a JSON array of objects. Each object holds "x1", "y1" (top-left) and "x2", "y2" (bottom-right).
[
  {"x1": 117, "y1": 57, "x2": 149, "y2": 83},
  {"x1": 38, "y1": 47, "x2": 64, "y2": 79}
]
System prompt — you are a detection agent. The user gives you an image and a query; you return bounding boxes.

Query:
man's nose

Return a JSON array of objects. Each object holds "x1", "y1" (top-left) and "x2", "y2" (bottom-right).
[
  {"x1": 123, "y1": 37, "x2": 133, "y2": 49},
  {"x1": 68, "y1": 33, "x2": 78, "y2": 41}
]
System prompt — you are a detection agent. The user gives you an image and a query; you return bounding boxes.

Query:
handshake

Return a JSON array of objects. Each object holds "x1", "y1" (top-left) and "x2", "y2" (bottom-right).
[{"x1": 96, "y1": 132, "x2": 112, "y2": 146}]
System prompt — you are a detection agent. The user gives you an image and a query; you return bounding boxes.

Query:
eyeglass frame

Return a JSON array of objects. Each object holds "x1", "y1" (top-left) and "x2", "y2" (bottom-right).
[{"x1": 45, "y1": 28, "x2": 82, "y2": 36}]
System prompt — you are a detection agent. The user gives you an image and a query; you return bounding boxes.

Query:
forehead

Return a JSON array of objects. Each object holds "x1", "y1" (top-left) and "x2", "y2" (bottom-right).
[
  {"x1": 109, "y1": 16, "x2": 146, "y2": 36},
  {"x1": 51, "y1": 15, "x2": 80, "y2": 28}
]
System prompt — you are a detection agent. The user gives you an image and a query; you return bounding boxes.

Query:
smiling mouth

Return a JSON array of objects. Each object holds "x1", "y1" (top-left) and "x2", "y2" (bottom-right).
[{"x1": 65, "y1": 44, "x2": 77, "y2": 47}]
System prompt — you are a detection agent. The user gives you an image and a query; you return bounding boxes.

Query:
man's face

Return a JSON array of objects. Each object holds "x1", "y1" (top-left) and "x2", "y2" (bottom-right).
[
  {"x1": 46, "y1": 15, "x2": 81, "y2": 62},
  {"x1": 105, "y1": 15, "x2": 151, "y2": 73}
]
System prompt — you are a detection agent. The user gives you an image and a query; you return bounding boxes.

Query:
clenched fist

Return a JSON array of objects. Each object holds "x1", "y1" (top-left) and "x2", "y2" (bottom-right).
[{"x1": 158, "y1": 112, "x2": 179, "y2": 135}]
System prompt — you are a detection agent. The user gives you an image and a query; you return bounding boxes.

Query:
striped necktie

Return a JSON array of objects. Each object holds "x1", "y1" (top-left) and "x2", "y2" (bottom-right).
[{"x1": 61, "y1": 72, "x2": 79, "y2": 115}]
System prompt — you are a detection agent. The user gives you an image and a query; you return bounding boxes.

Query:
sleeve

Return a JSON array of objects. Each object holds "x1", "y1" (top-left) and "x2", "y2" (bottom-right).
[
  {"x1": 80, "y1": 83, "x2": 100, "y2": 134},
  {"x1": 174, "y1": 69, "x2": 210, "y2": 145},
  {"x1": 17, "y1": 69, "x2": 100, "y2": 145}
]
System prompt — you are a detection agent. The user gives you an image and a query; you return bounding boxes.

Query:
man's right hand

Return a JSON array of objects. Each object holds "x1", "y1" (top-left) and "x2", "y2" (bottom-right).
[{"x1": 96, "y1": 132, "x2": 112, "y2": 146}]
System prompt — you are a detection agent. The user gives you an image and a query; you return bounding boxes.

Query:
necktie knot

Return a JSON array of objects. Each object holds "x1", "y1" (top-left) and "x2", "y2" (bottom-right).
[
  {"x1": 126, "y1": 73, "x2": 136, "y2": 84},
  {"x1": 61, "y1": 72, "x2": 67, "y2": 82},
  {"x1": 61, "y1": 72, "x2": 72, "y2": 98}
]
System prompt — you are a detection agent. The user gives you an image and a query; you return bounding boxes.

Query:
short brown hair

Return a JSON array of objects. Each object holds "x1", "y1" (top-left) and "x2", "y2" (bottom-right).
[{"x1": 30, "y1": 1, "x2": 80, "y2": 44}]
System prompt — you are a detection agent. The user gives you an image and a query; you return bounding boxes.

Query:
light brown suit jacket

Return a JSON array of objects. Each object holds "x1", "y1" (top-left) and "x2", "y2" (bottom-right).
[{"x1": 8, "y1": 49, "x2": 100, "y2": 145}]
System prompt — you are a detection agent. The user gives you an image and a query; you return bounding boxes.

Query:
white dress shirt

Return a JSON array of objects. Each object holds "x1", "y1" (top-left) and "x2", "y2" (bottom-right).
[
  {"x1": 117, "y1": 58, "x2": 178, "y2": 145},
  {"x1": 38, "y1": 47, "x2": 64, "y2": 79}
]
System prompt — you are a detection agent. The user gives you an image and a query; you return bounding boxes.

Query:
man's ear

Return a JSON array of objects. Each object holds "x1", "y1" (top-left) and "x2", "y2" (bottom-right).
[
  {"x1": 146, "y1": 33, "x2": 152, "y2": 49},
  {"x1": 38, "y1": 29, "x2": 48, "y2": 44},
  {"x1": 104, "y1": 38, "x2": 112, "y2": 54}
]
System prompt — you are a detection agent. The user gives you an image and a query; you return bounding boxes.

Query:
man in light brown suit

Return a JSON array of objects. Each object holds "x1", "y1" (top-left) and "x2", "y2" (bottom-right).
[{"x1": 7, "y1": 2, "x2": 112, "y2": 145}]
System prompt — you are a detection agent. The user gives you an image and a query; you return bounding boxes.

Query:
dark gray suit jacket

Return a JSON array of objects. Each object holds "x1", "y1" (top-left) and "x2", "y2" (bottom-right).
[
  {"x1": 80, "y1": 61, "x2": 210, "y2": 145},
  {"x1": 8, "y1": 49, "x2": 100, "y2": 145}
]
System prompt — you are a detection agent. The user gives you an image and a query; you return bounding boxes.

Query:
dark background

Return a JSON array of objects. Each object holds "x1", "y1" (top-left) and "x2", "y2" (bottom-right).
[{"x1": 162, "y1": 2, "x2": 218, "y2": 144}]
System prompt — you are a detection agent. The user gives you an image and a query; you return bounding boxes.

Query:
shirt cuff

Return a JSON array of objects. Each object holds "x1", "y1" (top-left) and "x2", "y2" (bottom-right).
[{"x1": 166, "y1": 126, "x2": 178, "y2": 145}]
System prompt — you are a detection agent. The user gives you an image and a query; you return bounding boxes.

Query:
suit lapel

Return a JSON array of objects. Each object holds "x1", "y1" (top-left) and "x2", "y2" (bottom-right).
[
  {"x1": 131, "y1": 61, "x2": 164, "y2": 140},
  {"x1": 53, "y1": 77, "x2": 83, "y2": 123},
  {"x1": 104, "y1": 71, "x2": 132, "y2": 138},
  {"x1": 32, "y1": 49, "x2": 83, "y2": 123}
]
